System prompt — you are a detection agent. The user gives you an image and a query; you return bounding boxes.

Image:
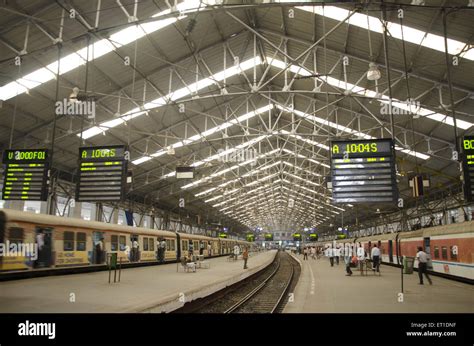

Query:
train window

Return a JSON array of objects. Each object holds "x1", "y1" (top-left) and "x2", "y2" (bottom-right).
[
  {"x1": 434, "y1": 246, "x2": 439, "y2": 259},
  {"x1": 76, "y1": 232, "x2": 86, "y2": 251},
  {"x1": 166, "y1": 239, "x2": 175, "y2": 251},
  {"x1": 119, "y1": 236, "x2": 126, "y2": 251},
  {"x1": 111, "y1": 235, "x2": 118, "y2": 251},
  {"x1": 450, "y1": 246, "x2": 458, "y2": 261},
  {"x1": 8, "y1": 227, "x2": 24, "y2": 245},
  {"x1": 149, "y1": 238, "x2": 154, "y2": 251},
  {"x1": 182, "y1": 240, "x2": 188, "y2": 251},
  {"x1": 143, "y1": 237, "x2": 149, "y2": 251},
  {"x1": 64, "y1": 231, "x2": 74, "y2": 251},
  {"x1": 193, "y1": 241, "x2": 199, "y2": 251},
  {"x1": 441, "y1": 246, "x2": 448, "y2": 260}
]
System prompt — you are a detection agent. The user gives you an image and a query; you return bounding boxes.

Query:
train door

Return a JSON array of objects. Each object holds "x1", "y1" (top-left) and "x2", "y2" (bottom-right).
[
  {"x1": 35, "y1": 227, "x2": 53, "y2": 268},
  {"x1": 92, "y1": 231, "x2": 105, "y2": 264},
  {"x1": 176, "y1": 233, "x2": 181, "y2": 261},
  {"x1": 131, "y1": 235, "x2": 140, "y2": 262},
  {"x1": 388, "y1": 240, "x2": 394, "y2": 263},
  {"x1": 423, "y1": 237, "x2": 433, "y2": 269}
]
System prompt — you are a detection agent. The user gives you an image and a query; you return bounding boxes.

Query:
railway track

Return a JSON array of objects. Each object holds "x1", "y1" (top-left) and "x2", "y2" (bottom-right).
[{"x1": 175, "y1": 251, "x2": 300, "y2": 313}]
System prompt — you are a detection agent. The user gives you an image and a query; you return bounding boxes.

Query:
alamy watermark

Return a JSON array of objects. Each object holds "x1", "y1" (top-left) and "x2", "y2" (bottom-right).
[
  {"x1": 217, "y1": 148, "x2": 259, "y2": 166},
  {"x1": 55, "y1": 98, "x2": 96, "y2": 119},
  {"x1": 0, "y1": 241, "x2": 38, "y2": 260},
  {"x1": 380, "y1": 98, "x2": 421, "y2": 116}
]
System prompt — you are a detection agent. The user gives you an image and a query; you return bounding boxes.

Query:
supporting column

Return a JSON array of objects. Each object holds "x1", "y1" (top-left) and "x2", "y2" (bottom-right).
[
  {"x1": 144, "y1": 215, "x2": 152, "y2": 228},
  {"x1": 40, "y1": 201, "x2": 48, "y2": 214},
  {"x1": 72, "y1": 202, "x2": 83, "y2": 219},
  {"x1": 111, "y1": 208, "x2": 119, "y2": 224},
  {"x1": 137, "y1": 214, "x2": 144, "y2": 227},
  {"x1": 91, "y1": 203, "x2": 98, "y2": 222},
  {"x1": 457, "y1": 207, "x2": 465, "y2": 223}
]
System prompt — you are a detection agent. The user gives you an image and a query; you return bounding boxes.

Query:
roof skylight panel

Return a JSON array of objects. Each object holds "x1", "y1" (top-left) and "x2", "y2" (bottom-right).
[
  {"x1": 297, "y1": 6, "x2": 473, "y2": 61},
  {"x1": 268, "y1": 58, "x2": 472, "y2": 131},
  {"x1": 0, "y1": 1, "x2": 208, "y2": 101}
]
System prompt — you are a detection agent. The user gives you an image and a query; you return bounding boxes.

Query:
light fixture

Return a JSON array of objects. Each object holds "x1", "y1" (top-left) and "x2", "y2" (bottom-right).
[
  {"x1": 167, "y1": 147, "x2": 175, "y2": 155},
  {"x1": 366, "y1": 62, "x2": 381, "y2": 81},
  {"x1": 411, "y1": 0, "x2": 425, "y2": 5},
  {"x1": 69, "y1": 87, "x2": 80, "y2": 103}
]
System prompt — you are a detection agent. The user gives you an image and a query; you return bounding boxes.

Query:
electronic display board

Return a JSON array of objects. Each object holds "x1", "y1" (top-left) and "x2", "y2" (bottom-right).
[
  {"x1": 218, "y1": 233, "x2": 227, "y2": 238},
  {"x1": 330, "y1": 139, "x2": 398, "y2": 204},
  {"x1": 176, "y1": 166, "x2": 194, "y2": 179},
  {"x1": 462, "y1": 136, "x2": 474, "y2": 202},
  {"x1": 2, "y1": 149, "x2": 49, "y2": 201},
  {"x1": 76, "y1": 145, "x2": 127, "y2": 202},
  {"x1": 309, "y1": 233, "x2": 318, "y2": 241},
  {"x1": 264, "y1": 233, "x2": 273, "y2": 241},
  {"x1": 293, "y1": 233, "x2": 302, "y2": 241},
  {"x1": 246, "y1": 234, "x2": 255, "y2": 242}
]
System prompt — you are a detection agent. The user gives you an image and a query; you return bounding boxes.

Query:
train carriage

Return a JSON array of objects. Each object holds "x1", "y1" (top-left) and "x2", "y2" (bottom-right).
[
  {"x1": 334, "y1": 221, "x2": 474, "y2": 282},
  {"x1": 0, "y1": 209, "x2": 253, "y2": 275}
]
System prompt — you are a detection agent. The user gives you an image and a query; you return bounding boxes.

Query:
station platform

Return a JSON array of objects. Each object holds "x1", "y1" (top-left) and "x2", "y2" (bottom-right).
[
  {"x1": 0, "y1": 250, "x2": 277, "y2": 313},
  {"x1": 284, "y1": 253, "x2": 474, "y2": 313}
]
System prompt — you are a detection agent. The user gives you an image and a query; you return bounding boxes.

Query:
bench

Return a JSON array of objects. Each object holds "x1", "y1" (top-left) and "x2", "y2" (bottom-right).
[
  {"x1": 180, "y1": 258, "x2": 196, "y2": 273},
  {"x1": 359, "y1": 259, "x2": 381, "y2": 276},
  {"x1": 197, "y1": 260, "x2": 210, "y2": 269}
]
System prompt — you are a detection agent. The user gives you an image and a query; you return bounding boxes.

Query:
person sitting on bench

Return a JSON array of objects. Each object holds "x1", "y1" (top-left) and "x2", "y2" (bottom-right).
[{"x1": 181, "y1": 255, "x2": 196, "y2": 272}]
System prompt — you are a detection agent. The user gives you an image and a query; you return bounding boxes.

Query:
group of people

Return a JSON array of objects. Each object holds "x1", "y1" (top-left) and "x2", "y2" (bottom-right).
[
  {"x1": 231, "y1": 245, "x2": 249, "y2": 269},
  {"x1": 323, "y1": 243, "x2": 433, "y2": 285},
  {"x1": 302, "y1": 246, "x2": 322, "y2": 260}
]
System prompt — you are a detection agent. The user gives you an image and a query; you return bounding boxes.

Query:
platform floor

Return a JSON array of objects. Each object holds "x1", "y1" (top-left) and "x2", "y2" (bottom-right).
[
  {"x1": 284, "y1": 254, "x2": 474, "y2": 313},
  {"x1": 0, "y1": 250, "x2": 276, "y2": 313}
]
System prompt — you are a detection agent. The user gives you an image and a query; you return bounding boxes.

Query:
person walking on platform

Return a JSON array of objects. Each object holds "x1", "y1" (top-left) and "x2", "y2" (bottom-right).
[
  {"x1": 343, "y1": 247, "x2": 352, "y2": 276},
  {"x1": 335, "y1": 246, "x2": 340, "y2": 265},
  {"x1": 329, "y1": 247, "x2": 335, "y2": 267},
  {"x1": 207, "y1": 242, "x2": 212, "y2": 257},
  {"x1": 416, "y1": 247, "x2": 433, "y2": 285},
  {"x1": 371, "y1": 244, "x2": 381, "y2": 273},
  {"x1": 303, "y1": 247, "x2": 308, "y2": 260},
  {"x1": 310, "y1": 247, "x2": 316, "y2": 259},
  {"x1": 233, "y1": 244, "x2": 240, "y2": 260},
  {"x1": 242, "y1": 247, "x2": 249, "y2": 269}
]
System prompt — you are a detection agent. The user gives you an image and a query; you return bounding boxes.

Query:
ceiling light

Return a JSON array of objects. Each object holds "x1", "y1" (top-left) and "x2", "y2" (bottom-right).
[
  {"x1": 69, "y1": 87, "x2": 80, "y2": 103},
  {"x1": 366, "y1": 63, "x2": 381, "y2": 81}
]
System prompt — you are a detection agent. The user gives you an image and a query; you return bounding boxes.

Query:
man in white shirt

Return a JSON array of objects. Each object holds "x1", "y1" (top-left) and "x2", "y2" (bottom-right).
[
  {"x1": 233, "y1": 245, "x2": 240, "y2": 260},
  {"x1": 132, "y1": 239, "x2": 139, "y2": 262},
  {"x1": 371, "y1": 245, "x2": 381, "y2": 272},
  {"x1": 416, "y1": 247, "x2": 432, "y2": 285}
]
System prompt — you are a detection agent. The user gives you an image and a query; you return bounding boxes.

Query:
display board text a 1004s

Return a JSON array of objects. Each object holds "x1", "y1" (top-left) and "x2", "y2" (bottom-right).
[
  {"x1": 76, "y1": 146, "x2": 128, "y2": 202},
  {"x1": 330, "y1": 139, "x2": 398, "y2": 204}
]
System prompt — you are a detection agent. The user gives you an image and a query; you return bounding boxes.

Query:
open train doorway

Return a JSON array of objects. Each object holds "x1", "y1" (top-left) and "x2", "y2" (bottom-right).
[
  {"x1": 130, "y1": 235, "x2": 140, "y2": 262},
  {"x1": 423, "y1": 237, "x2": 433, "y2": 270},
  {"x1": 92, "y1": 231, "x2": 105, "y2": 264},
  {"x1": 388, "y1": 240, "x2": 394, "y2": 263},
  {"x1": 34, "y1": 227, "x2": 53, "y2": 268}
]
